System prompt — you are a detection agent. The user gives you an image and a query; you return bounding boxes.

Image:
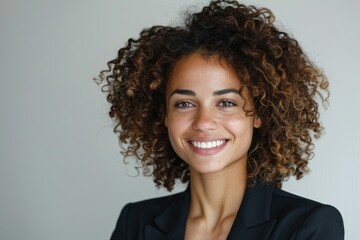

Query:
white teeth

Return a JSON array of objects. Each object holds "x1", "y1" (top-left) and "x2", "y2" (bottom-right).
[{"x1": 191, "y1": 140, "x2": 226, "y2": 149}]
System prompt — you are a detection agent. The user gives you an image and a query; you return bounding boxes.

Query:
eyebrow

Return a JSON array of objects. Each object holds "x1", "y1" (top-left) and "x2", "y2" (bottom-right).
[
  {"x1": 170, "y1": 89, "x2": 196, "y2": 97},
  {"x1": 170, "y1": 88, "x2": 239, "y2": 97},
  {"x1": 213, "y1": 88, "x2": 239, "y2": 96}
]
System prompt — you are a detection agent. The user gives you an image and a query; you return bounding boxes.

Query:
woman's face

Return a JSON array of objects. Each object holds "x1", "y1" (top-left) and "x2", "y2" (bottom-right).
[{"x1": 165, "y1": 53, "x2": 261, "y2": 175}]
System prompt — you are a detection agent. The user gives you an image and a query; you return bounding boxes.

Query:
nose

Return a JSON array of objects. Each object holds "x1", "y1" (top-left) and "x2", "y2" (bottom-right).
[{"x1": 192, "y1": 107, "x2": 218, "y2": 131}]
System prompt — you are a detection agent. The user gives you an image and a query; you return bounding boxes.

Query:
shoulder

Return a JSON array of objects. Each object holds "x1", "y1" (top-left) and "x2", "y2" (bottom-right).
[
  {"x1": 271, "y1": 187, "x2": 342, "y2": 218},
  {"x1": 110, "y1": 190, "x2": 186, "y2": 240},
  {"x1": 270, "y1": 187, "x2": 344, "y2": 239},
  {"x1": 122, "y1": 192, "x2": 181, "y2": 217}
]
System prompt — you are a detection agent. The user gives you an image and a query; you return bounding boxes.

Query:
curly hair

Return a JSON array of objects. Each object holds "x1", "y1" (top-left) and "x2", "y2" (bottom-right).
[{"x1": 98, "y1": 0, "x2": 328, "y2": 191}]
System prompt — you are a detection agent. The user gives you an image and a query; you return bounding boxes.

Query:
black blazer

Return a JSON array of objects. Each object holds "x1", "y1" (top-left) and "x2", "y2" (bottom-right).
[{"x1": 110, "y1": 181, "x2": 344, "y2": 239}]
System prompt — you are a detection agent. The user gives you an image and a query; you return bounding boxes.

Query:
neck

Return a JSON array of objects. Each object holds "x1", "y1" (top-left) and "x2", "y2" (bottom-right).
[{"x1": 188, "y1": 160, "x2": 247, "y2": 226}]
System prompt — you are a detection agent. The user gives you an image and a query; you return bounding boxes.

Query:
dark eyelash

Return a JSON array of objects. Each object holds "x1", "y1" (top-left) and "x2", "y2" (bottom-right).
[
  {"x1": 174, "y1": 101, "x2": 193, "y2": 108},
  {"x1": 218, "y1": 100, "x2": 236, "y2": 107}
]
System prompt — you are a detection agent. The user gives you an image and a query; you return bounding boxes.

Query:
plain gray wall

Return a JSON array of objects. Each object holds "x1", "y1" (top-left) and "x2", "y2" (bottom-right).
[{"x1": 1, "y1": 0, "x2": 359, "y2": 239}]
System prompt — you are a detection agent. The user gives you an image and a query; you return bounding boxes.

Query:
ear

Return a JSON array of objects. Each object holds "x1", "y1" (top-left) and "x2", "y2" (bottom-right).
[{"x1": 254, "y1": 115, "x2": 262, "y2": 128}]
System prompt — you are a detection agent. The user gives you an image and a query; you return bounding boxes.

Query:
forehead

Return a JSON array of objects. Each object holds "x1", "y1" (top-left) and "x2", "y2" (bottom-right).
[{"x1": 167, "y1": 53, "x2": 241, "y2": 92}]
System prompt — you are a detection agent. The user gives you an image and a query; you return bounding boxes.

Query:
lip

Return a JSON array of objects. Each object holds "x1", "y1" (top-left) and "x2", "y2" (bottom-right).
[{"x1": 187, "y1": 138, "x2": 228, "y2": 156}]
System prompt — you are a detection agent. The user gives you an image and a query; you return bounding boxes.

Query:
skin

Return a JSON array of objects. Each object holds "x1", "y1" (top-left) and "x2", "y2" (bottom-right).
[{"x1": 165, "y1": 52, "x2": 261, "y2": 239}]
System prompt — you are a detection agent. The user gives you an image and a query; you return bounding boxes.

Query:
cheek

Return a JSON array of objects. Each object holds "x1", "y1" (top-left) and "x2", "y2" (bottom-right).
[
  {"x1": 165, "y1": 115, "x2": 190, "y2": 161},
  {"x1": 225, "y1": 116, "x2": 255, "y2": 141},
  {"x1": 167, "y1": 111, "x2": 192, "y2": 129},
  {"x1": 166, "y1": 115, "x2": 187, "y2": 141},
  {"x1": 166, "y1": 113, "x2": 194, "y2": 146}
]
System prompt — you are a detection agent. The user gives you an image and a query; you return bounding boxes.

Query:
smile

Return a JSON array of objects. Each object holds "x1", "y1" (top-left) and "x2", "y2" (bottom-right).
[{"x1": 190, "y1": 140, "x2": 226, "y2": 149}]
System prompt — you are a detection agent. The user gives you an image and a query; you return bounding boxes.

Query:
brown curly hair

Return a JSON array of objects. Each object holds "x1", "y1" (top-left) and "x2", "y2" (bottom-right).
[{"x1": 98, "y1": 0, "x2": 329, "y2": 191}]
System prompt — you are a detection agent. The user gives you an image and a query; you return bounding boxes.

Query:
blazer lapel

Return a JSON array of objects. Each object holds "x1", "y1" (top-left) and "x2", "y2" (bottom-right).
[
  {"x1": 144, "y1": 188, "x2": 190, "y2": 240},
  {"x1": 144, "y1": 181, "x2": 276, "y2": 240},
  {"x1": 227, "y1": 181, "x2": 277, "y2": 239}
]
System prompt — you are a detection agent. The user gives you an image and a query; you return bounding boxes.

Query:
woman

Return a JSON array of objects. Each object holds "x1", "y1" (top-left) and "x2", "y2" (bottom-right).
[{"x1": 99, "y1": 1, "x2": 344, "y2": 239}]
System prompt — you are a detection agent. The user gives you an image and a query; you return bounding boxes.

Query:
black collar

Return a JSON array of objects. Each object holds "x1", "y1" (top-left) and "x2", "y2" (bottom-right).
[{"x1": 145, "y1": 181, "x2": 276, "y2": 239}]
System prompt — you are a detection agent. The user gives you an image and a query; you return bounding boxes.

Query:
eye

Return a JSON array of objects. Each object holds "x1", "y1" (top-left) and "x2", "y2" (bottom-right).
[
  {"x1": 217, "y1": 99, "x2": 236, "y2": 107},
  {"x1": 174, "y1": 101, "x2": 195, "y2": 109}
]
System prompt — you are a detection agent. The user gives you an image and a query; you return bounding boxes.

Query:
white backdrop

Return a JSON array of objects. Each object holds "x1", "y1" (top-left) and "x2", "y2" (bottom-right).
[{"x1": 1, "y1": 0, "x2": 359, "y2": 239}]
